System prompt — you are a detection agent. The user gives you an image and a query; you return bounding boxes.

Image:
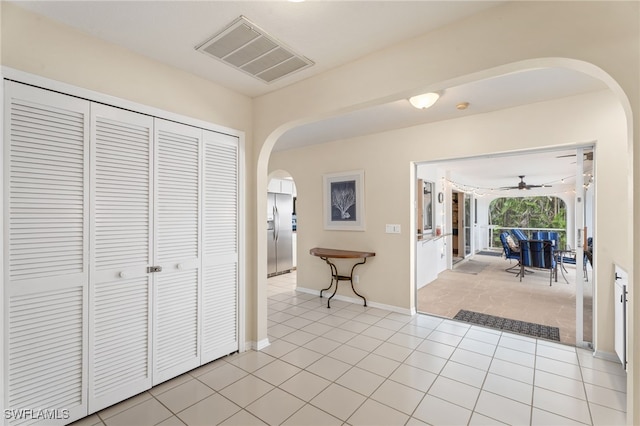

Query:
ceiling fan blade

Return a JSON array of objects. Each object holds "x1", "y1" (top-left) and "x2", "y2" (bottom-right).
[{"x1": 500, "y1": 176, "x2": 551, "y2": 190}]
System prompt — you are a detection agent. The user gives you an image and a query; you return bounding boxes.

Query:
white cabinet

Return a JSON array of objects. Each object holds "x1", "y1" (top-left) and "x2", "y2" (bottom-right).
[
  {"x1": 3, "y1": 81, "x2": 241, "y2": 424},
  {"x1": 267, "y1": 178, "x2": 281, "y2": 193},
  {"x1": 267, "y1": 178, "x2": 295, "y2": 194}
]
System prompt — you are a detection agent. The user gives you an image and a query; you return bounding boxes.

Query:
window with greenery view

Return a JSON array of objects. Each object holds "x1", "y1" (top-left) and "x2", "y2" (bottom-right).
[{"x1": 490, "y1": 196, "x2": 567, "y2": 247}]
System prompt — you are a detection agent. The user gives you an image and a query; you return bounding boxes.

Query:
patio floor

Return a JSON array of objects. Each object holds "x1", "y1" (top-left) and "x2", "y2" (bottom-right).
[{"x1": 417, "y1": 252, "x2": 593, "y2": 345}]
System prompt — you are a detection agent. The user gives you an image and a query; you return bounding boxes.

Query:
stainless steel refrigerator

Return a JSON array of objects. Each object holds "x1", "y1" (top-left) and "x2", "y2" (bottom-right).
[{"x1": 267, "y1": 192, "x2": 293, "y2": 277}]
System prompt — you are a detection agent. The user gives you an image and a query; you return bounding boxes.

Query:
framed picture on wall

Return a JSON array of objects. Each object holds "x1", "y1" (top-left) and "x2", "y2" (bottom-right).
[{"x1": 323, "y1": 170, "x2": 365, "y2": 231}]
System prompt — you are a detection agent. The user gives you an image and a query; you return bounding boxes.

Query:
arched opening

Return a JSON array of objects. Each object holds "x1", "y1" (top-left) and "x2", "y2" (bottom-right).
[
  {"x1": 488, "y1": 196, "x2": 568, "y2": 248},
  {"x1": 256, "y1": 58, "x2": 632, "y2": 365},
  {"x1": 266, "y1": 170, "x2": 298, "y2": 282}
]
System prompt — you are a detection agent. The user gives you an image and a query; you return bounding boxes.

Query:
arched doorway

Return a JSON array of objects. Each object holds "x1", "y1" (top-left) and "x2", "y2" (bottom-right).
[
  {"x1": 267, "y1": 171, "x2": 297, "y2": 280},
  {"x1": 255, "y1": 59, "x2": 632, "y2": 366}
]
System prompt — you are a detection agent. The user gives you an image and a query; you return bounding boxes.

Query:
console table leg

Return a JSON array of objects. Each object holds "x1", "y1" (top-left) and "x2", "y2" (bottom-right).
[
  {"x1": 316, "y1": 254, "x2": 369, "y2": 309},
  {"x1": 349, "y1": 260, "x2": 368, "y2": 307},
  {"x1": 319, "y1": 262, "x2": 334, "y2": 299},
  {"x1": 320, "y1": 257, "x2": 339, "y2": 308},
  {"x1": 327, "y1": 276, "x2": 339, "y2": 308}
]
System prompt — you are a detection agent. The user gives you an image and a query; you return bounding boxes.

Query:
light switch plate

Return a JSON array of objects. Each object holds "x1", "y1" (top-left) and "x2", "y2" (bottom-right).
[{"x1": 385, "y1": 224, "x2": 401, "y2": 234}]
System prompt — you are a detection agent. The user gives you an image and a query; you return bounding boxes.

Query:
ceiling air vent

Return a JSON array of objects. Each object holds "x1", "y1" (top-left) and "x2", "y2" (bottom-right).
[{"x1": 196, "y1": 16, "x2": 314, "y2": 84}]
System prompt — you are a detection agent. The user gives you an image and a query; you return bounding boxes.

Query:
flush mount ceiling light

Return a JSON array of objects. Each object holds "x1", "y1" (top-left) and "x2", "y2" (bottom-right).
[
  {"x1": 409, "y1": 92, "x2": 440, "y2": 109},
  {"x1": 196, "y1": 16, "x2": 314, "y2": 84}
]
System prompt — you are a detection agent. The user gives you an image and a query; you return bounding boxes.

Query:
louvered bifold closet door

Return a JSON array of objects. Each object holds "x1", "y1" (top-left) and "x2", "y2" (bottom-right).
[
  {"x1": 153, "y1": 119, "x2": 202, "y2": 385},
  {"x1": 88, "y1": 104, "x2": 153, "y2": 412},
  {"x1": 4, "y1": 82, "x2": 89, "y2": 425},
  {"x1": 201, "y1": 130, "x2": 240, "y2": 363}
]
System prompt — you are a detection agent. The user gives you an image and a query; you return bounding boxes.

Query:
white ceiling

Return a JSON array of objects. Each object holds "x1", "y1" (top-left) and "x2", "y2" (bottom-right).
[
  {"x1": 425, "y1": 148, "x2": 595, "y2": 197},
  {"x1": 13, "y1": 1, "x2": 505, "y2": 98},
  {"x1": 275, "y1": 67, "x2": 605, "y2": 151},
  {"x1": 13, "y1": 1, "x2": 606, "y2": 192}
]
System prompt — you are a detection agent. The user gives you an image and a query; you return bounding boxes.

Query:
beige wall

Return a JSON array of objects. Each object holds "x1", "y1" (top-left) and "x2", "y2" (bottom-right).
[
  {"x1": 259, "y1": 2, "x2": 639, "y2": 422},
  {"x1": 1, "y1": 3, "x2": 251, "y2": 130},
  {"x1": 0, "y1": 2, "x2": 259, "y2": 342},
  {"x1": 2, "y1": 0, "x2": 639, "y2": 422},
  {"x1": 269, "y1": 89, "x2": 627, "y2": 335}
]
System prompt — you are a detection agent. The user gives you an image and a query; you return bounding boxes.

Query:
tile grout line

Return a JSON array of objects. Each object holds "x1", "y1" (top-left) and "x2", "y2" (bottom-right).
[
  {"x1": 160, "y1": 272, "x2": 616, "y2": 426},
  {"x1": 530, "y1": 335, "x2": 538, "y2": 426},
  {"x1": 576, "y1": 346, "x2": 596, "y2": 426},
  {"x1": 466, "y1": 326, "x2": 501, "y2": 425}
]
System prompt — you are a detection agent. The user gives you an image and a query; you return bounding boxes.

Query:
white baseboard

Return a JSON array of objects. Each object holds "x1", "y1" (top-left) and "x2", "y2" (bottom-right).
[
  {"x1": 593, "y1": 349, "x2": 623, "y2": 364},
  {"x1": 296, "y1": 286, "x2": 415, "y2": 316},
  {"x1": 248, "y1": 338, "x2": 270, "y2": 351}
]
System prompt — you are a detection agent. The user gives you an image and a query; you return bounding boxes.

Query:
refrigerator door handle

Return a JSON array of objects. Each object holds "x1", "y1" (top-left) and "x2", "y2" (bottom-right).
[{"x1": 274, "y1": 205, "x2": 279, "y2": 241}]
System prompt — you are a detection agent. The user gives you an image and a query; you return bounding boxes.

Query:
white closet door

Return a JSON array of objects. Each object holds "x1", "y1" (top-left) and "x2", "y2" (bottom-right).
[
  {"x1": 153, "y1": 119, "x2": 202, "y2": 384},
  {"x1": 88, "y1": 104, "x2": 153, "y2": 412},
  {"x1": 4, "y1": 82, "x2": 89, "y2": 424},
  {"x1": 201, "y1": 130, "x2": 240, "y2": 363}
]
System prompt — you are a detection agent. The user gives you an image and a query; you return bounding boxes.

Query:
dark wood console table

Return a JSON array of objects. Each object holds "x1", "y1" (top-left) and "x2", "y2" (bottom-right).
[{"x1": 309, "y1": 247, "x2": 375, "y2": 308}]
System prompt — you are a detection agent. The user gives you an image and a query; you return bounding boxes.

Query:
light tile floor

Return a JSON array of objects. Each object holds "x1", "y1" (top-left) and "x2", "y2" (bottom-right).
[{"x1": 74, "y1": 271, "x2": 627, "y2": 426}]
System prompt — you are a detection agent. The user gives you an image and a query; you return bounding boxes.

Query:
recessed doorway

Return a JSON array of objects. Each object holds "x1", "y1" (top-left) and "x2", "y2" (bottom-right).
[{"x1": 415, "y1": 147, "x2": 594, "y2": 347}]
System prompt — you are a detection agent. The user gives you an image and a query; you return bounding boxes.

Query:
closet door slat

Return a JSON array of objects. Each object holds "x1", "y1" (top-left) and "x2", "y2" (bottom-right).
[
  {"x1": 201, "y1": 131, "x2": 240, "y2": 362},
  {"x1": 4, "y1": 82, "x2": 90, "y2": 425},
  {"x1": 4, "y1": 81, "x2": 241, "y2": 424},
  {"x1": 88, "y1": 104, "x2": 153, "y2": 413},
  {"x1": 8, "y1": 96, "x2": 86, "y2": 282},
  {"x1": 153, "y1": 120, "x2": 201, "y2": 384}
]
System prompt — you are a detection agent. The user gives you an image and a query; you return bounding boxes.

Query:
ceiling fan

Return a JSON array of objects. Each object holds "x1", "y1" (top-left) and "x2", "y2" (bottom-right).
[{"x1": 501, "y1": 175, "x2": 548, "y2": 190}]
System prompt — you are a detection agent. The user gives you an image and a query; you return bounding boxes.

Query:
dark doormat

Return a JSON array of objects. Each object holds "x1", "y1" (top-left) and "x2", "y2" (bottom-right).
[
  {"x1": 476, "y1": 250, "x2": 503, "y2": 257},
  {"x1": 452, "y1": 260, "x2": 488, "y2": 275},
  {"x1": 453, "y1": 309, "x2": 560, "y2": 341}
]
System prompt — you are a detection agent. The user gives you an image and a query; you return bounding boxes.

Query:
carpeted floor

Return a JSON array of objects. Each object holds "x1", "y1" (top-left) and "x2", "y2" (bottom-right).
[{"x1": 417, "y1": 253, "x2": 593, "y2": 345}]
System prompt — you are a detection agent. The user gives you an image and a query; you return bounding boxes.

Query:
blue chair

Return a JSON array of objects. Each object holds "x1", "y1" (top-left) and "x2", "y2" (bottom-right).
[
  {"x1": 519, "y1": 239, "x2": 556, "y2": 286},
  {"x1": 499, "y1": 232, "x2": 521, "y2": 273},
  {"x1": 532, "y1": 231, "x2": 559, "y2": 249},
  {"x1": 558, "y1": 237, "x2": 591, "y2": 282},
  {"x1": 533, "y1": 231, "x2": 560, "y2": 281},
  {"x1": 511, "y1": 228, "x2": 528, "y2": 242}
]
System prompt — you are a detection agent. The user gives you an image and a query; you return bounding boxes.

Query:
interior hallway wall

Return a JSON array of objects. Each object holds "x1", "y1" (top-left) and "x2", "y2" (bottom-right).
[
  {"x1": 0, "y1": 2, "x2": 258, "y2": 340},
  {"x1": 269, "y1": 90, "x2": 627, "y2": 351},
  {"x1": 260, "y1": 3, "x2": 638, "y2": 420}
]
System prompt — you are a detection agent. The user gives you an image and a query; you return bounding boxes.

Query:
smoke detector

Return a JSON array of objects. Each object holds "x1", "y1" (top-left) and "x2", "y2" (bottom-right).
[{"x1": 196, "y1": 16, "x2": 314, "y2": 84}]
